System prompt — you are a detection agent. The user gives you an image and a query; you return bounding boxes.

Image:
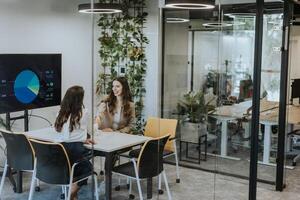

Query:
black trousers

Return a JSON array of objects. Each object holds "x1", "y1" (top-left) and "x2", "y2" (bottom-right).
[{"x1": 62, "y1": 142, "x2": 92, "y2": 187}]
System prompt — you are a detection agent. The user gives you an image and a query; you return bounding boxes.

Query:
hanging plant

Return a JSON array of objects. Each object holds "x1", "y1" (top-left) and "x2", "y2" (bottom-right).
[{"x1": 96, "y1": 0, "x2": 149, "y2": 134}]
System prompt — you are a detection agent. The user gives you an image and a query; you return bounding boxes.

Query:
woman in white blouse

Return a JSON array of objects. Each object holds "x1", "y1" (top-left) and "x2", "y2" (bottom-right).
[{"x1": 54, "y1": 86, "x2": 93, "y2": 200}]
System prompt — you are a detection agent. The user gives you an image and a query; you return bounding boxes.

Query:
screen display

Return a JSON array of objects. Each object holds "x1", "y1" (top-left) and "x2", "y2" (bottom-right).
[{"x1": 0, "y1": 54, "x2": 61, "y2": 113}]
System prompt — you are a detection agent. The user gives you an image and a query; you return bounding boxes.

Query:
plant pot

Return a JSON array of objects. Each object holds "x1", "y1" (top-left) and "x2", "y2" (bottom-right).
[{"x1": 180, "y1": 122, "x2": 207, "y2": 143}]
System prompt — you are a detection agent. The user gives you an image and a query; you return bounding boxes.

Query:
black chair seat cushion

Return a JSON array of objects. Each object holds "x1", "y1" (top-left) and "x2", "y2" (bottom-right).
[
  {"x1": 128, "y1": 149, "x2": 140, "y2": 158},
  {"x1": 113, "y1": 162, "x2": 137, "y2": 178},
  {"x1": 129, "y1": 149, "x2": 173, "y2": 158}
]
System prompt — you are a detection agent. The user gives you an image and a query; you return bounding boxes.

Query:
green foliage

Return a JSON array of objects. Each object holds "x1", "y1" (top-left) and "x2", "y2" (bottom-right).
[
  {"x1": 97, "y1": 0, "x2": 149, "y2": 134},
  {"x1": 177, "y1": 91, "x2": 215, "y2": 123}
]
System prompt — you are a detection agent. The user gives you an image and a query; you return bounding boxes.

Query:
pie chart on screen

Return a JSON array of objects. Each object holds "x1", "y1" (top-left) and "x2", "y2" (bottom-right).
[{"x1": 14, "y1": 70, "x2": 40, "y2": 104}]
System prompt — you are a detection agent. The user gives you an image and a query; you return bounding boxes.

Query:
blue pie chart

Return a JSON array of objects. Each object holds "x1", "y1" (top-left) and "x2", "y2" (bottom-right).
[{"x1": 14, "y1": 70, "x2": 40, "y2": 104}]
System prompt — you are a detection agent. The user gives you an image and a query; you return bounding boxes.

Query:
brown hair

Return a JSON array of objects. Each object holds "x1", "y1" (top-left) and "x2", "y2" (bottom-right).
[
  {"x1": 55, "y1": 86, "x2": 84, "y2": 132},
  {"x1": 106, "y1": 77, "x2": 133, "y2": 119}
]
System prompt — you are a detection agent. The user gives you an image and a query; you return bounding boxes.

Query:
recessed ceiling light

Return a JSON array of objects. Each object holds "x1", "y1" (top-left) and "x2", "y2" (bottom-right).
[
  {"x1": 202, "y1": 22, "x2": 233, "y2": 28},
  {"x1": 78, "y1": 3, "x2": 122, "y2": 14},
  {"x1": 224, "y1": 13, "x2": 255, "y2": 18},
  {"x1": 165, "y1": 0, "x2": 215, "y2": 10},
  {"x1": 166, "y1": 18, "x2": 190, "y2": 23}
]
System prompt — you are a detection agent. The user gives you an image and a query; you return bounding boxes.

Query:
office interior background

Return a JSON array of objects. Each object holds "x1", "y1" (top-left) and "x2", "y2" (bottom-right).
[{"x1": 1, "y1": 0, "x2": 300, "y2": 199}]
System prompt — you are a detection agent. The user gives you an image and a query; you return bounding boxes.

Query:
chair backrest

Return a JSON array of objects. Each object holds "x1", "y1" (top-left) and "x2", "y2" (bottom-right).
[
  {"x1": 29, "y1": 139, "x2": 71, "y2": 185},
  {"x1": 291, "y1": 79, "x2": 300, "y2": 104},
  {"x1": 0, "y1": 129, "x2": 34, "y2": 171},
  {"x1": 144, "y1": 117, "x2": 177, "y2": 152},
  {"x1": 137, "y1": 134, "x2": 170, "y2": 179},
  {"x1": 239, "y1": 79, "x2": 253, "y2": 100}
]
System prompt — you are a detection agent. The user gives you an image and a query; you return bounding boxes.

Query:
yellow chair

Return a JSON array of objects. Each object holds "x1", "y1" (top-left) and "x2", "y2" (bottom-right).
[{"x1": 144, "y1": 117, "x2": 180, "y2": 184}]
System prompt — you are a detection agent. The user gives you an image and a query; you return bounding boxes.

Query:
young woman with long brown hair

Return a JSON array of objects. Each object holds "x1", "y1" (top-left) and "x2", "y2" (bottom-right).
[
  {"x1": 54, "y1": 85, "x2": 93, "y2": 200},
  {"x1": 96, "y1": 77, "x2": 135, "y2": 133}
]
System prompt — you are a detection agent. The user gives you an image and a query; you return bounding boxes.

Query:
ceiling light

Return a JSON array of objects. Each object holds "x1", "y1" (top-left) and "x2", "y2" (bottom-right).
[
  {"x1": 202, "y1": 22, "x2": 233, "y2": 28},
  {"x1": 165, "y1": 0, "x2": 215, "y2": 10},
  {"x1": 224, "y1": 13, "x2": 255, "y2": 19},
  {"x1": 78, "y1": 3, "x2": 122, "y2": 14},
  {"x1": 166, "y1": 17, "x2": 190, "y2": 23}
]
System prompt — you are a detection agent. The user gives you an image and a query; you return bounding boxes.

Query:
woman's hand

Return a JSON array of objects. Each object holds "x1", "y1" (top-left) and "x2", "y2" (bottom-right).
[
  {"x1": 101, "y1": 128, "x2": 113, "y2": 132},
  {"x1": 84, "y1": 138, "x2": 95, "y2": 145},
  {"x1": 95, "y1": 116, "x2": 101, "y2": 126}
]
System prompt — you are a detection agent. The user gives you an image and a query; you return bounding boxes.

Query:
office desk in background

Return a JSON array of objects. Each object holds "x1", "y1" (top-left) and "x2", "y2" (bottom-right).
[
  {"x1": 259, "y1": 105, "x2": 300, "y2": 165},
  {"x1": 25, "y1": 128, "x2": 150, "y2": 200},
  {"x1": 210, "y1": 100, "x2": 279, "y2": 163}
]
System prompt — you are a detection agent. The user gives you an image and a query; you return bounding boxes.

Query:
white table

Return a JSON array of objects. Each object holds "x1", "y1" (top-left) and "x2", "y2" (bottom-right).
[
  {"x1": 25, "y1": 127, "x2": 66, "y2": 142},
  {"x1": 259, "y1": 105, "x2": 300, "y2": 165},
  {"x1": 210, "y1": 100, "x2": 279, "y2": 163},
  {"x1": 25, "y1": 128, "x2": 150, "y2": 200},
  {"x1": 210, "y1": 101, "x2": 251, "y2": 159}
]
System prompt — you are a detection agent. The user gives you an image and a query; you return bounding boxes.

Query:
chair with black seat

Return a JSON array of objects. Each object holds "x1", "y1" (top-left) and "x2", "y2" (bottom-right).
[
  {"x1": 113, "y1": 134, "x2": 172, "y2": 200},
  {"x1": 0, "y1": 129, "x2": 40, "y2": 198},
  {"x1": 28, "y1": 139, "x2": 99, "y2": 200},
  {"x1": 130, "y1": 117, "x2": 180, "y2": 179},
  {"x1": 124, "y1": 117, "x2": 179, "y2": 194}
]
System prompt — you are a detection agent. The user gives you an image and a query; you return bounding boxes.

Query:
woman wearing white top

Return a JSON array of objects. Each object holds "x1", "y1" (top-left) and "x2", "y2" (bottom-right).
[{"x1": 54, "y1": 86, "x2": 94, "y2": 200}]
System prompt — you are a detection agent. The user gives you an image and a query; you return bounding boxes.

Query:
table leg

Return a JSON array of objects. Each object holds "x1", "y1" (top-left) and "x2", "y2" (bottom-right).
[
  {"x1": 16, "y1": 171, "x2": 22, "y2": 193},
  {"x1": 147, "y1": 178, "x2": 152, "y2": 199},
  {"x1": 105, "y1": 152, "x2": 113, "y2": 200},
  {"x1": 263, "y1": 124, "x2": 272, "y2": 164},
  {"x1": 220, "y1": 120, "x2": 228, "y2": 157}
]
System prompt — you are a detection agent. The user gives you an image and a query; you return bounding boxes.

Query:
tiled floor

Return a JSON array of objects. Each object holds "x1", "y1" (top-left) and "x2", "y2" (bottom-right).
[{"x1": 1, "y1": 163, "x2": 300, "y2": 200}]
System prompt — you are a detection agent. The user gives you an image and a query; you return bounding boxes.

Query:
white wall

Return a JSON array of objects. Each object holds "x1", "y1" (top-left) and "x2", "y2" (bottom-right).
[
  {"x1": 0, "y1": 0, "x2": 162, "y2": 130},
  {"x1": 144, "y1": 0, "x2": 161, "y2": 118},
  {"x1": 0, "y1": 0, "x2": 93, "y2": 130}
]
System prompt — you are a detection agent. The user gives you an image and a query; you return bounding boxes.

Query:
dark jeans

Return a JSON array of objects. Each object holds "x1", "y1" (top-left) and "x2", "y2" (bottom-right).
[{"x1": 62, "y1": 142, "x2": 92, "y2": 187}]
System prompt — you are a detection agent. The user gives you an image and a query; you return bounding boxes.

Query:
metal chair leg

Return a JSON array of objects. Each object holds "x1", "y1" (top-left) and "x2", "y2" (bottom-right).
[
  {"x1": 94, "y1": 175, "x2": 99, "y2": 200},
  {"x1": 132, "y1": 160, "x2": 143, "y2": 200},
  {"x1": 162, "y1": 170, "x2": 172, "y2": 200},
  {"x1": 158, "y1": 174, "x2": 163, "y2": 194},
  {"x1": 128, "y1": 178, "x2": 135, "y2": 199},
  {"x1": 0, "y1": 161, "x2": 8, "y2": 197},
  {"x1": 293, "y1": 154, "x2": 300, "y2": 166},
  {"x1": 136, "y1": 177, "x2": 143, "y2": 200},
  {"x1": 28, "y1": 167, "x2": 37, "y2": 200},
  {"x1": 173, "y1": 141, "x2": 180, "y2": 183}
]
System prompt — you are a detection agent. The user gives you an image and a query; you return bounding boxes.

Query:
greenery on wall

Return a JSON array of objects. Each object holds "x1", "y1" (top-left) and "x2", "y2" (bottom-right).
[{"x1": 96, "y1": 0, "x2": 149, "y2": 133}]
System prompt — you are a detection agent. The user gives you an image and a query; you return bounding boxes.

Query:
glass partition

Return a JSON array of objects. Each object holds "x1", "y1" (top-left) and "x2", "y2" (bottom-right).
[
  {"x1": 162, "y1": 6, "x2": 220, "y2": 200},
  {"x1": 283, "y1": 2, "x2": 300, "y2": 192},
  {"x1": 162, "y1": 1, "x2": 286, "y2": 199}
]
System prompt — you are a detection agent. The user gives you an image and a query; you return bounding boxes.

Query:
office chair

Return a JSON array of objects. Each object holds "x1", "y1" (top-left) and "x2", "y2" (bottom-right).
[
  {"x1": 113, "y1": 135, "x2": 172, "y2": 200},
  {"x1": 0, "y1": 129, "x2": 40, "y2": 198},
  {"x1": 287, "y1": 129, "x2": 300, "y2": 166},
  {"x1": 28, "y1": 139, "x2": 99, "y2": 200},
  {"x1": 290, "y1": 79, "x2": 300, "y2": 105},
  {"x1": 123, "y1": 117, "x2": 179, "y2": 194},
  {"x1": 239, "y1": 79, "x2": 253, "y2": 101}
]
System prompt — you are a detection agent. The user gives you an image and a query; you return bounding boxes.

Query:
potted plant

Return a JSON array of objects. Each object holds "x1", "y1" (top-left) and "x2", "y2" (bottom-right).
[{"x1": 177, "y1": 91, "x2": 215, "y2": 143}]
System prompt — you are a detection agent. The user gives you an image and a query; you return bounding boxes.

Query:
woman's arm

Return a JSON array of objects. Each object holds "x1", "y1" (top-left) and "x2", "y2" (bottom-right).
[
  {"x1": 96, "y1": 102, "x2": 109, "y2": 130},
  {"x1": 118, "y1": 103, "x2": 136, "y2": 134}
]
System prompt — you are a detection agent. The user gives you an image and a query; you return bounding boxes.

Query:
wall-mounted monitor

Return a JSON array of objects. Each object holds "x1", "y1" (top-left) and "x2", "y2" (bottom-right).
[{"x1": 0, "y1": 54, "x2": 61, "y2": 114}]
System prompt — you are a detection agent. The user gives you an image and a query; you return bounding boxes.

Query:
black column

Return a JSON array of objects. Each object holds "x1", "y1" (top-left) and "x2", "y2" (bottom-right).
[
  {"x1": 249, "y1": 0, "x2": 264, "y2": 200},
  {"x1": 276, "y1": 0, "x2": 293, "y2": 192}
]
